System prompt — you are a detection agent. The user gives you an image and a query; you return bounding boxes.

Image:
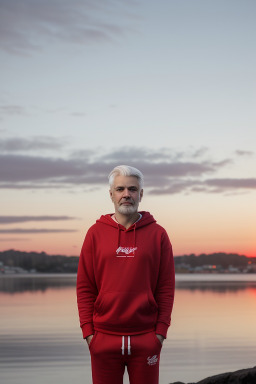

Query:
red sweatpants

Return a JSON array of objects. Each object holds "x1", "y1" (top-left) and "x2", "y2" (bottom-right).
[{"x1": 89, "y1": 331, "x2": 163, "y2": 384}]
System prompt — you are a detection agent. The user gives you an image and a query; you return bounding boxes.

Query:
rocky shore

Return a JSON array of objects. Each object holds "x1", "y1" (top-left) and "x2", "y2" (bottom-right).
[{"x1": 170, "y1": 366, "x2": 256, "y2": 384}]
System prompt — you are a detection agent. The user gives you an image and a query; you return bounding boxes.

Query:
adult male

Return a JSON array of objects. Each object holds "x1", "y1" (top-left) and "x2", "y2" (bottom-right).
[{"x1": 77, "y1": 165, "x2": 175, "y2": 384}]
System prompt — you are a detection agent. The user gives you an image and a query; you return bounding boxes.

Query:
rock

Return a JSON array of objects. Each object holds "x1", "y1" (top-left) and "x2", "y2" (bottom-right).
[
  {"x1": 169, "y1": 366, "x2": 256, "y2": 384},
  {"x1": 171, "y1": 382, "x2": 186, "y2": 384}
]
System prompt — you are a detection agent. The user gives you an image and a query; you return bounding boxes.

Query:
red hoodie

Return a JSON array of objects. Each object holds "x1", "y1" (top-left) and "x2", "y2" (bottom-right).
[{"x1": 76, "y1": 211, "x2": 175, "y2": 339}]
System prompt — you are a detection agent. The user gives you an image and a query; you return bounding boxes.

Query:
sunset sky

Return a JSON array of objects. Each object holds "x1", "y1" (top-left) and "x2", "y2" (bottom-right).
[{"x1": 0, "y1": 0, "x2": 255, "y2": 257}]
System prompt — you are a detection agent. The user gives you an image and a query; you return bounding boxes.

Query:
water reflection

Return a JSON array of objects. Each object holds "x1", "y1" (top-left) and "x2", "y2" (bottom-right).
[
  {"x1": 1, "y1": 273, "x2": 256, "y2": 293},
  {"x1": 1, "y1": 274, "x2": 256, "y2": 384},
  {"x1": 0, "y1": 274, "x2": 76, "y2": 293},
  {"x1": 176, "y1": 280, "x2": 256, "y2": 293}
]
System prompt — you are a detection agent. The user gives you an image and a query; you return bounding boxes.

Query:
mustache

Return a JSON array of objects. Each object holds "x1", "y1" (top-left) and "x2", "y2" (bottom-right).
[{"x1": 121, "y1": 198, "x2": 134, "y2": 203}]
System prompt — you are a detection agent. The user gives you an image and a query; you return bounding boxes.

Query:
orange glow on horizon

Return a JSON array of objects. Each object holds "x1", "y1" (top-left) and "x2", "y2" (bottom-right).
[
  {"x1": 0, "y1": 242, "x2": 255, "y2": 259},
  {"x1": 248, "y1": 288, "x2": 256, "y2": 298}
]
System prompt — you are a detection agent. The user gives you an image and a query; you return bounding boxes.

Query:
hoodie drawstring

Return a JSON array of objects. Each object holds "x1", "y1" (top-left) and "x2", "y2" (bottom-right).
[
  {"x1": 117, "y1": 224, "x2": 121, "y2": 249},
  {"x1": 115, "y1": 222, "x2": 137, "y2": 257},
  {"x1": 132, "y1": 225, "x2": 136, "y2": 256}
]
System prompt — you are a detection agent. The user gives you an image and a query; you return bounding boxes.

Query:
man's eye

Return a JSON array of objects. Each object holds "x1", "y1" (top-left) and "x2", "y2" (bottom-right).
[
  {"x1": 129, "y1": 188, "x2": 137, "y2": 192},
  {"x1": 116, "y1": 188, "x2": 123, "y2": 191}
]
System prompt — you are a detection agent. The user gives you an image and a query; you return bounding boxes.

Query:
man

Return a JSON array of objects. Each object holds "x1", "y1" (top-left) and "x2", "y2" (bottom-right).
[{"x1": 77, "y1": 165, "x2": 175, "y2": 384}]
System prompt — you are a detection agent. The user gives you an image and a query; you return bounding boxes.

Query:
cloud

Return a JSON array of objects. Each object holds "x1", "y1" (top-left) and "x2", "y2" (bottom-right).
[
  {"x1": 0, "y1": 0, "x2": 137, "y2": 55},
  {"x1": 0, "y1": 229, "x2": 77, "y2": 234},
  {"x1": 0, "y1": 183, "x2": 64, "y2": 189},
  {"x1": 0, "y1": 144, "x2": 254, "y2": 195},
  {"x1": 149, "y1": 180, "x2": 195, "y2": 195},
  {"x1": 0, "y1": 149, "x2": 220, "y2": 185},
  {"x1": 99, "y1": 147, "x2": 174, "y2": 162},
  {"x1": 70, "y1": 112, "x2": 87, "y2": 117},
  {"x1": 0, "y1": 154, "x2": 84, "y2": 182},
  {"x1": 0, "y1": 136, "x2": 67, "y2": 152},
  {"x1": 235, "y1": 150, "x2": 254, "y2": 156},
  {"x1": 191, "y1": 147, "x2": 209, "y2": 158},
  {"x1": 0, "y1": 216, "x2": 77, "y2": 224},
  {"x1": 149, "y1": 178, "x2": 256, "y2": 195},
  {"x1": 0, "y1": 105, "x2": 27, "y2": 118},
  {"x1": 205, "y1": 178, "x2": 256, "y2": 189}
]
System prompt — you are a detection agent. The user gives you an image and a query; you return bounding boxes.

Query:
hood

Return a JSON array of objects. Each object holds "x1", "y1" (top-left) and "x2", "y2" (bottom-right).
[
  {"x1": 96, "y1": 211, "x2": 156, "y2": 256},
  {"x1": 96, "y1": 211, "x2": 156, "y2": 231}
]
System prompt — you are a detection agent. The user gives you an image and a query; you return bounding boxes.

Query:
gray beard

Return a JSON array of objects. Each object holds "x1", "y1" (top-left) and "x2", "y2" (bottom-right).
[{"x1": 118, "y1": 204, "x2": 138, "y2": 215}]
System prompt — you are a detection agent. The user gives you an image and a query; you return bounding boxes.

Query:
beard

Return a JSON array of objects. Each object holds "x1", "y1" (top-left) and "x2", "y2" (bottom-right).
[{"x1": 117, "y1": 202, "x2": 139, "y2": 215}]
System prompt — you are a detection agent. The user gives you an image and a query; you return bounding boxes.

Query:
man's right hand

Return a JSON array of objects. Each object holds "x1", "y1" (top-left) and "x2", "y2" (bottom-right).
[{"x1": 86, "y1": 334, "x2": 93, "y2": 346}]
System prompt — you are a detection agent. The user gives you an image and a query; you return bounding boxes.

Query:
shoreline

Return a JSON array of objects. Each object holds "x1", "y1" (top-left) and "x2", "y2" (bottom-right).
[
  {"x1": 1, "y1": 272, "x2": 256, "y2": 281},
  {"x1": 170, "y1": 366, "x2": 256, "y2": 384}
]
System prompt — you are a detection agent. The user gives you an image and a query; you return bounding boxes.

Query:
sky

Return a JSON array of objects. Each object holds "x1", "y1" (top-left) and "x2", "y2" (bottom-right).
[{"x1": 0, "y1": 0, "x2": 255, "y2": 257}]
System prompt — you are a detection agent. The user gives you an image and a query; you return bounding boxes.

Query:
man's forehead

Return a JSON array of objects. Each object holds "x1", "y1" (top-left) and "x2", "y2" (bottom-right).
[{"x1": 113, "y1": 175, "x2": 139, "y2": 187}]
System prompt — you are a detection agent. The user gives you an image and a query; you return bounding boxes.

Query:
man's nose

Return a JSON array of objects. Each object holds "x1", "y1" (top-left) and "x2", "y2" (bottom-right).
[{"x1": 123, "y1": 188, "x2": 131, "y2": 197}]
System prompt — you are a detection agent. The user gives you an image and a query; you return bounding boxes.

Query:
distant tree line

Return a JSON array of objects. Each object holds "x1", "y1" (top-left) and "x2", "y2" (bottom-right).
[
  {"x1": 175, "y1": 252, "x2": 255, "y2": 268},
  {"x1": 0, "y1": 250, "x2": 255, "y2": 273},
  {"x1": 0, "y1": 249, "x2": 78, "y2": 273}
]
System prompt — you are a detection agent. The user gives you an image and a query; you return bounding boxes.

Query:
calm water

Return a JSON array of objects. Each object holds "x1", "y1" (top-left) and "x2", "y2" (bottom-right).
[{"x1": 1, "y1": 274, "x2": 256, "y2": 384}]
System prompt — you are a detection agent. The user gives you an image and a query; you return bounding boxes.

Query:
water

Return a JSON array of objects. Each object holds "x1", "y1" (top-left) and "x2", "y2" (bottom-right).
[{"x1": 1, "y1": 274, "x2": 256, "y2": 384}]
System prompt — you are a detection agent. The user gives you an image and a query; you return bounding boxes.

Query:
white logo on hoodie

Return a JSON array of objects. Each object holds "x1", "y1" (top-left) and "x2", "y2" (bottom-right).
[{"x1": 116, "y1": 247, "x2": 137, "y2": 256}]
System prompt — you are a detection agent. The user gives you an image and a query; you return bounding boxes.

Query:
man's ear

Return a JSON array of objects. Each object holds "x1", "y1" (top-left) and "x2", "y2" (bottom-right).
[
  {"x1": 139, "y1": 189, "x2": 143, "y2": 201},
  {"x1": 109, "y1": 189, "x2": 113, "y2": 201}
]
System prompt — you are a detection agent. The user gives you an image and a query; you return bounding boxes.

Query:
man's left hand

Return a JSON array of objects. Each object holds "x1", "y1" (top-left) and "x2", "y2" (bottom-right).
[{"x1": 156, "y1": 334, "x2": 164, "y2": 345}]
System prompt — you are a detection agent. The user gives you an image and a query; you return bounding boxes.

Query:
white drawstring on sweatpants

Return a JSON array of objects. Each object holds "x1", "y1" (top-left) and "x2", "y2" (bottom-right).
[
  {"x1": 121, "y1": 336, "x2": 125, "y2": 355},
  {"x1": 128, "y1": 336, "x2": 131, "y2": 355},
  {"x1": 121, "y1": 336, "x2": 131, "y2": 355}
]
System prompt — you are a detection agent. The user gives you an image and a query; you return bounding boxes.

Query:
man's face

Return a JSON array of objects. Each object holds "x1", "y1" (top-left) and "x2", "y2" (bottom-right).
[{"x1": 110, "y1": 175, "x2": 143, "y2": 215}]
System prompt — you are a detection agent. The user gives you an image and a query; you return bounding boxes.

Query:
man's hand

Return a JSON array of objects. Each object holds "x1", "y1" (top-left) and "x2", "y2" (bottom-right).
[
  {"x1": 86, "y1": 334, "x2": 93, "y2": 346},
  {"x1": 156, "y1": 334, "x2": 164, "y2": 345}
]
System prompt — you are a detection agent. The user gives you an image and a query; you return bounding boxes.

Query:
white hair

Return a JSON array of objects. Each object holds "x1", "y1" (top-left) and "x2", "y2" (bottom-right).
[{"x1": 108, "y1": 165, "x2": 144, "y2": 190}]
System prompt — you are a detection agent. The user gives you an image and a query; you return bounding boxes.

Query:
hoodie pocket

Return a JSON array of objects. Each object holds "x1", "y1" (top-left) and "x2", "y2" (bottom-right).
[
  {"x1": 147, "y1": 290, "x2": 158, "y2": 312},
  {"x1": 88, "y1": 331, "x2": 98, "y2": 351},
  {"x1": 152, "y1": 332, "x2": 163, "y2": 348},
  {"x1": 94, "y1": 290, "x2": 158, "y2": 330}
]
